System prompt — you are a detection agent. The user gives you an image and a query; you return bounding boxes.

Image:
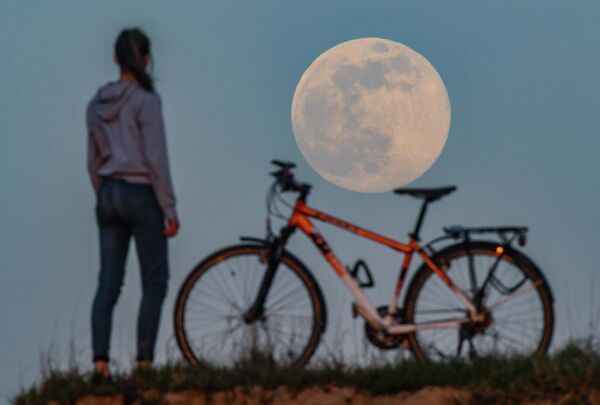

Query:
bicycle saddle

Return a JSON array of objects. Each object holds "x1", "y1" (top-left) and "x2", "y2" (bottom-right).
[{"x1": 393, "y1": 186, "x2": 457, "y2": 202}]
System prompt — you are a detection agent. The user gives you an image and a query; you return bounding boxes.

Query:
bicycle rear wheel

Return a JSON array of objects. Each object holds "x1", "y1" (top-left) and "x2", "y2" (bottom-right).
[
  {"x1": 404, "y1": 241, "x2": 554, "y2": 362},
  {"x1": 174, "y1": 244, "x2": 326, "y2": 369}
]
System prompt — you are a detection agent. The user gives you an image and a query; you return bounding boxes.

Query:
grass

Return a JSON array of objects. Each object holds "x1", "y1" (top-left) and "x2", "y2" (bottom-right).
[{"x1": 13, "y1": 341, "x2": 600, "y2": 404}]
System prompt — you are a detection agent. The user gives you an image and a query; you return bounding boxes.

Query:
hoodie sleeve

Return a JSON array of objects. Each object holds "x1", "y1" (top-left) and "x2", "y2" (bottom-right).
[
  {"x1": 138, "y1": 92, "x2": 177, "y2": 219},
  {"x1": 86, "y1": 102, "x2": 102, "y2": 192},
  {"x1": 87, "y1": 129, "x2": 102, "y2": 192}
]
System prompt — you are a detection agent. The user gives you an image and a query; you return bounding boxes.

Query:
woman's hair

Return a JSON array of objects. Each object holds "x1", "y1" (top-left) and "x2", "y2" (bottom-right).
[{"x1": 114, "y1": 28, "x2": 154, "y2": 92}]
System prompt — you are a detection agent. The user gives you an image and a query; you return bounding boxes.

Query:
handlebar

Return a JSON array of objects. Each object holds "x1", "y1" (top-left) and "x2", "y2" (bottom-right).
[
  {"x1": 271, "y1": 159, "x2": 296, "y2": 171},
  {"x1": 270, "y1": 160, "x2": 312, "y2": 199}
]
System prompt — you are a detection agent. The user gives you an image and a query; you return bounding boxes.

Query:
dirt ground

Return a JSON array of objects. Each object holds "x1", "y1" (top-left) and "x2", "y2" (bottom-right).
[
  {"x1": 58, "y1": 385, "x2": 600, "y2": 405},
  {"x1": 72, "y1": 386, "x2": 470, "y2": 405}
]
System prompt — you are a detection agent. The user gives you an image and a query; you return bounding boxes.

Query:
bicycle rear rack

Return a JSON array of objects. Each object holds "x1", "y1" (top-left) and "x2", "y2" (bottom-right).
[{"x1": 424, "y1": 225, "x2": 528, "y2": 256}]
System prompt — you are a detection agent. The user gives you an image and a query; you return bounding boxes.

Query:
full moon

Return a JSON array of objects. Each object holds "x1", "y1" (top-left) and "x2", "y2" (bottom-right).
[{"x1": 291, "y1": 38, "x2": 451, "y2": 192}]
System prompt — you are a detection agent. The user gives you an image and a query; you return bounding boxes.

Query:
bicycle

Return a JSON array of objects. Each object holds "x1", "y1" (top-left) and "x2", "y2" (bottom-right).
[{"x1": 174, "y1": 160, "x2": 554, "y2": 368}]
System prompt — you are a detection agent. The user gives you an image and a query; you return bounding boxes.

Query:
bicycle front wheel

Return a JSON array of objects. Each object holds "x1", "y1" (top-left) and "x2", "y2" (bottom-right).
[
  {"x1": 174, "y1": 244, "x2": 326, "y2": 369},
  {"x1": 404, "y1": 241, "x2": 554, "y2": 362}
]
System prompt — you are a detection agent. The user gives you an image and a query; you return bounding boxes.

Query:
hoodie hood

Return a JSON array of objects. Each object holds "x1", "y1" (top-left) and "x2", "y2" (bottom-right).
[{"x1": 92, "y1": 81, "x2": 137, "y2": 122}]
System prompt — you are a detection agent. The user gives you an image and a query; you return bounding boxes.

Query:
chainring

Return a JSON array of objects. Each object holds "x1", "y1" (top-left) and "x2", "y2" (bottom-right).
[{"x1": 365, "y1": 306, "x2": 407, "y2": 350}]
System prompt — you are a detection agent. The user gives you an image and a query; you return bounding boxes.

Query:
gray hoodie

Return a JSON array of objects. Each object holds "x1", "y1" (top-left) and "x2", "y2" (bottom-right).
[{"x1": 86, "y1": 81, "x2": 177, "y2": 219}]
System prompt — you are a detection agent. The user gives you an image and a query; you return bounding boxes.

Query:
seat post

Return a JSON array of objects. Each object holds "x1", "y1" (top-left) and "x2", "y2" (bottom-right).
[{"x1": 410, "y1": 199, "x2": 430, "y2": 241}]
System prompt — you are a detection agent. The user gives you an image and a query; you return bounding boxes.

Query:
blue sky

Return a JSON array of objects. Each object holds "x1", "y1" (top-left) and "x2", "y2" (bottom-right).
[{"x1": 1, "y1": 0, "x2": 599, "y2": 400}]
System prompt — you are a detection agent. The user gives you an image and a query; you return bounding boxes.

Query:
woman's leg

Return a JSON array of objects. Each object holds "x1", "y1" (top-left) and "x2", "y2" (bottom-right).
[
  {"x1": 91, "y1": 180, "x2": 131, "y2": 368},
  {"x1": 130, "y1": 188, "x2": 169, "y2": 363}
]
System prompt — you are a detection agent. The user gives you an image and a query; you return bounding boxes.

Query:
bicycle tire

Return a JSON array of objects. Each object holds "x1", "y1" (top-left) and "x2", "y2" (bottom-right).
[
  {"x1": 404, "y1": 241, "x2": 554, "y2": 362},
  {"x1": 174, "y1": 244, "x2": 326, "y2": 369}
]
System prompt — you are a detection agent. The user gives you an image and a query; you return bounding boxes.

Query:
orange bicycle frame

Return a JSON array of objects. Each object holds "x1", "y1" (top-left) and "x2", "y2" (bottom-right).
[{"x1": 288, "y1": 200, "x2": 478, "y2": 333}]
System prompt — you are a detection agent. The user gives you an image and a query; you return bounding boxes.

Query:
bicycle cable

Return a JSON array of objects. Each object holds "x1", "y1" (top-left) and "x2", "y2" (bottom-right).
[{"x1": 265, "y1": 181, "x2": 289, "y2": 239}]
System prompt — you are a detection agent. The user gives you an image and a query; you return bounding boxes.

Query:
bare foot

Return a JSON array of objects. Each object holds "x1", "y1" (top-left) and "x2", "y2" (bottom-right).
[{"x1": 94, "y1": 360, "x2": 111, "y2": 378}]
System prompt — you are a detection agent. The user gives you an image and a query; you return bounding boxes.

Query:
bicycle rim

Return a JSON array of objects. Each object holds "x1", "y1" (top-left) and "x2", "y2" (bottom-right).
[
  {"x1": 405, "y1": 242, "x2": 553, "y2": 361},
  {"x1": 174, "y1": 245, "x2": 325, "y2": 368}
]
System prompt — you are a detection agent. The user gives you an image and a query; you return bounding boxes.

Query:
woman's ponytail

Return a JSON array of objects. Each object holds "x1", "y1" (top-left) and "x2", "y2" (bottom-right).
[{"x1": 114, "y1": 28, "x2": 154, "y2": 92}]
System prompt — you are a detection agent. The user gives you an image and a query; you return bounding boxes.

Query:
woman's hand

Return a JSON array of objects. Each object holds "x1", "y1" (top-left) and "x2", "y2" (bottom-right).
[{"x1": 164, "y1": 217, "x2": 180, "y2": 238}]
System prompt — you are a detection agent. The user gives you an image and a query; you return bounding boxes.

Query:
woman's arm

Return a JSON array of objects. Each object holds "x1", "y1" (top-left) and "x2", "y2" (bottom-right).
[{"x1": 138, "y1": 92, "x2": 178, "y2": 220}]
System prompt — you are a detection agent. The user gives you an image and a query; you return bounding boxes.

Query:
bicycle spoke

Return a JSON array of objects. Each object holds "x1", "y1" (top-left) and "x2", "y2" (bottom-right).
[
  {"x1": 414, "y1": 307, "x2": 466, "y2": 315},
  {"x1": 177, "y1": 248, "x2": 322, "y2": 368},
  {"x1": 407, "y1": 244, "x2": 551, "y2": 361}
]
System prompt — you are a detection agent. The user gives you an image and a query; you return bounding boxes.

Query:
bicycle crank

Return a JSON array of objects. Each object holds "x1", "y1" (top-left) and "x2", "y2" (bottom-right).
[{"x1": 365, "y1": 306, "x2": 407, "y2": 350}]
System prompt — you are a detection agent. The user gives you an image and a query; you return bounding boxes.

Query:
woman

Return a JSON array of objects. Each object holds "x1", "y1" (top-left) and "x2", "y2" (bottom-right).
[{"x1": 86, "y1": 28, "x2": 179, "y2": 378}]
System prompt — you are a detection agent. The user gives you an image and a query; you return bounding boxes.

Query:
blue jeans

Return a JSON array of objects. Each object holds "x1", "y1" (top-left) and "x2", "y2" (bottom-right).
[{"x1": 91, "y1": 177, "x2": 168, "y2": 363}]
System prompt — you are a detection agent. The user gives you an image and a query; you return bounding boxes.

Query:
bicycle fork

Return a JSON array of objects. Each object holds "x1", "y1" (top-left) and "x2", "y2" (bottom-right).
[{"x1": 242, "y1": 226, "x2": 295, "y2": 324}]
